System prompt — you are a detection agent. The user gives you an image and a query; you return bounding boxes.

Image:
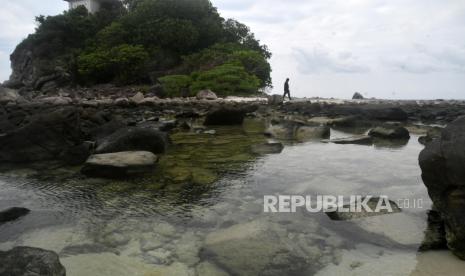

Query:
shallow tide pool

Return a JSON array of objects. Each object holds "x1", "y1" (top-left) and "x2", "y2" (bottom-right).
[{"x1": 0, "y1": 120, "x2": 464, "y2": 276}]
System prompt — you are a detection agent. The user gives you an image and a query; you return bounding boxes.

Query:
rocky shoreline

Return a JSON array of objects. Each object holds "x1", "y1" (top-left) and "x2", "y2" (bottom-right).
[{"x1": 2, "y1": 85, "x2": 465, "y2": 273}]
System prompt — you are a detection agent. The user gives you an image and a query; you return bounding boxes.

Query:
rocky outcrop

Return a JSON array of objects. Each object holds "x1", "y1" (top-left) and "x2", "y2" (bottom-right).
[
  {"x1": 0, "y1": 246, "x2": 66, "y2": 276},
  {"x1": 0, "y1": 87, "x2": 22, "y2": 104},
  {"x1": 204, "y1": 107, "x2": 248, "y2": 125},
  {"x1": 368, "y1": 126, "x2": 410, "y2": 139},
  {"x1": 196, "y1": 89, "x2": 217, "y2": 100},
  {"x1": 0, "y1": 207, "x2": 30, "y2": 224},
  {"x1": 96, "y1": 127, "x2": 169, "y2": 154},
  {"x1": 81, "y1": 151, "x2": 158, "y2": 178},
  {"x1": 0, "y1": 107, "x2": 83, "y2": 163},
  {"x1": 419, "y1": 116, "x2": 465, "y2": 259},
  {"x1": 352, "y1": 92, "x2": 364, "y2": 100}
]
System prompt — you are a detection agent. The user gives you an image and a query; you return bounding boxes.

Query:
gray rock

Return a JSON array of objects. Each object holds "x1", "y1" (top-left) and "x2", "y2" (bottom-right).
[
  {"x1": 295, "y1": 126, "x2": 330, "y2": 141},
  {"x1": 130, "y1": 92, "x2": 145, "y2": 104},
  {"x1": 0, "y1": 207, "x2": 30, "y2": 224},
  {"x1": 0, "y1": 107, "x2": 83, "y2": 163},
  {"x1": 204, "y1": 107, "x2": 248, "y2": 125},
  {"x1": 81, "y1": 151, "x2": 158, "y2": 178},
  {"x1": 202, "y1": 219, "x2": 312, "y2": 276},
  {"x1": 196, "y1": 89, "x2": 217, "y2": 100},
  {"x1": 326, "y1": 197, "x2": 401, "y2": 221},
  {"x1": 322, "y1": 135, "x2": 373, "y2": 145},
  {"x1": 251, "y1": 142, "x2": 284, "y2": 154},
  {"x1": 352, "y1": 92, "x2": 364, "y2": 100},
  {"x1": 96, "y1": 127, "x2": 169, "y2": 154},
  {"x1": 368, "y1": 126, "x2": 410, "y2": 139},
  {"x1": 0, "y1": 87, "x2": 20, "y2": 104},
  {"x1": 0, "y1": 246, "x2": 66, "y2": 276},
  {"x1": 419, "y1": 116, "x2": 465, "y2": 259},
  {"x1": 268, "y1": 94, "x2": 283, "y2": 105}
]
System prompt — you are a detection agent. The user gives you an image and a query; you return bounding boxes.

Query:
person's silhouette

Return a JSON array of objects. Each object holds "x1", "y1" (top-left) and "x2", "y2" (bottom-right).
[{"x1": 283, "y1": 78, "x2": 291, "y2": 100}]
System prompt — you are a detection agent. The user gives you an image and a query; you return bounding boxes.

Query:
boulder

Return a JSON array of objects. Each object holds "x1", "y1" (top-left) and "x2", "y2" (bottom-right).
[
  {"x1": 140, "y1": 96, "x2": 160, "y2": 106},
  {"x1": 114, "y1": 97, "x2": 130, "y2": 107},
  {"x1": 250, "y1": 142, "x2": 284, "y2": 154},
  {"x1": 0, "y1": 246, "x2": 65, "y2": 276},
  {"x1": 368, "y1": 126, "x2": 410, "y2": 139},
  {"x1": 130, "y1": 92, "x2": 145, "y2": 104},
  {"x1": 0, "y1": 87, "x2": 20, "y2": 104},
  {"x1": 268, "y1": 94, "x2": 283, "y2": 105},
  {"x1": 322, "y1": 135, "x2": 373, "y2": 145},
  {"x1": 419, "y1": 116, "x2": 465, "y2": 259},
  {"x1": 0, "y1": 107, "x2": 83, "y2": 163},
  {"x1": 81, "y1": 151, "x2": 158, "y2": 178},
  {"x1": 0, "y1": 207, "x2": 30, "y2": 224},
  {"x1": 202, "y1": 219, "x2": 312, "y2": 275},
  {"x1": 204, "y1": 107, "x2": 247, "y2": 125},
  {"x1": 196, "y1": 89, "x2": 217, "y2": 100},
  {"x1": 96, "y1": 127, "x2": 169, "y2": 154},
  {"x1": 352, "y1": 92, "x2": 364, "y2": 99},
  {"x1": 295, "y1": 126, "x2": 330, "y2": 141}
]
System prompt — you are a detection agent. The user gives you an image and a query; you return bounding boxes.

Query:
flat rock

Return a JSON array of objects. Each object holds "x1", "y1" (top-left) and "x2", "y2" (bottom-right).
[
  {"x1": 0, "y1": 246, "x2": 66, "y2": 276},
  {"x1": 326, "y1": 197, "x2": 401, "y2": 221},
  {"x1": 368, "y1": 126, "x2": 410, "y2": 139},
  {"x1": 96, "y1": 127, "x2": 169, "y2": 154},
  {"x1": 322, "y1": 135, "x2": 373, "y2": 145},
  {"x1": 81, "y1": 151, "x2": 158, "y2": 178}
]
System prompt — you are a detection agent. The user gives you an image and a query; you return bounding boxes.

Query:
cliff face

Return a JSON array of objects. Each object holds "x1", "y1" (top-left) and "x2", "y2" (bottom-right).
[{"x1": 5, "y1": 43, "x2": 69, "y2": 92}]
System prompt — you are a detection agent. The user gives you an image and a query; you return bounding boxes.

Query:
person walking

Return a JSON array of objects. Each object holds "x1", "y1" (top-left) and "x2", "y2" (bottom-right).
[{"x1": 283, "y1": 78, "x2": 291, "y2": 100}]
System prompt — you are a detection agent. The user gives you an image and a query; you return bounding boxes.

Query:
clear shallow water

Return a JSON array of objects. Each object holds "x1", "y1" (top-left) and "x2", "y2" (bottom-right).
[{"x1": 0, "y1": 121, "x2": 464, "y2": 276}]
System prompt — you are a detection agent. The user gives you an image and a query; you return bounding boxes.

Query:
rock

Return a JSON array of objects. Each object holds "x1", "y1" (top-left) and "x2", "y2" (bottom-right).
[
  {"x1": 58, "y1": 143, "x2": 92, "y2": 165},
  {"x1": 368, "y1": 126, "x2": 410, "y2": 139},
  {"x1": 130, "y1": 92, "x2": 145, "y2": 104},
  {"x1": 204, "y1": 107, "x2": 247, "y2": 125},
  {"x1": 251, "y1": 142, "x2": 284, "y2": 154},
  {"x1": 307, "y1": 116, "x2": 359, "y2": 127},
  {"x1": 96, "y1": 127, "x2": 169, "y2": 154},
  {"x1": 0, "y1": 207, "x2": 30, "y2": 223},
  {"x1": 326, "y1": 197, "x2": 401, "y2": 220},
  {"x1": 322, "y1": 135, "x2": 373, "y2": 145},
  {"x1": 81, "y1": 151, "x2": 158, "y2": 178},
  {"x1": 419, "y1": 116, "x2": 465, "y2": 259},
  {"x1": 140, "y1": 96, "x2": 160, "y2": 105},
  {"x1": 38, "y1": 96, "x2": 73, "y2": 105},
  {"x1": 264, "y1": 122, "x2": 329, "y2": 141},
  {"x1": 352, "y1": 92, "x2": 364, "y2": 99},
  {"x1": 0, "y1": 246, "x2": 66, "y2": 276},
  {"x1": 418, "y1": 127, "x2": 442, "y2": 146},
  {"x1": 196, "y1": 262, "x2": 229, "y2": 276},
  {"x1": 419, "y1": 209, "x2": 447, "y2": 251},
  {"x1": 295, "y1": 126, "x2": 330, "y2": 141},
  {"x1": 202, "y1": 219, "x2": 311, "y2": 276},
  {"x1": 0, "y1": 107, "x2": 83, "y2": 163},
  {"x1": 0, "y1": 87, "x2": 20, "y2": 104},
  {"x1": 114, "y1": 97, "x2": 130, "y2": 107},
  {"x1": 268, "y1": 94, "x2": 283, "y2": 105},
  {"x1": 196, "y1": 89, "x2": 217, "y2": 100}
]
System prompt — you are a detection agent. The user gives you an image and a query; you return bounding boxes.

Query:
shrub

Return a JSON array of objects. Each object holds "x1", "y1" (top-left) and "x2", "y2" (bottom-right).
[
  {"x1": 78, "y1": 44, "x2": 149, "y2": 84},
  {"x1": 159, "y1": 75, "x2": 193, "y2": 97},
  {"x1": 190, "y1": 63, "x2": 260, "y2": 96}
]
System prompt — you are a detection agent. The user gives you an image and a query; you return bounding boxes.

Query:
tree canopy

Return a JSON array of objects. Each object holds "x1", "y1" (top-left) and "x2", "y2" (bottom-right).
[{"x1": 13, "y1": 0, "x2": 272, "y2": 96}]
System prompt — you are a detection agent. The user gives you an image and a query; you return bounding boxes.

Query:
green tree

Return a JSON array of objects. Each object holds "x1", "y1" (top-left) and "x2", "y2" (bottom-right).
[{"x1": 159, "y1": 75, "x2": 193, "y2": 97}]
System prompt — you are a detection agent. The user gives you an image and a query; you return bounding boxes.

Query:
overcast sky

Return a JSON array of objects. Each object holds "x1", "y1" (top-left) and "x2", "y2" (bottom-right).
[{"x1": 1, "y1": 0, "x2": 465, "y2": 99}]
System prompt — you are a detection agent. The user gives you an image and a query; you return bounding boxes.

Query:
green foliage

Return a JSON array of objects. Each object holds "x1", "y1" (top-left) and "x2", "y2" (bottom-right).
[
  {"x1": 78, "y1": 44, "x2": 149, "y2": 84},
  {"x1": 190, "y1": 63, "x2": 260, "y2": 96},
  {"x1": 159, "y1": 75, "x2": 193, "y2": 97},
  {"x1": 13, "y1": 0, "x2": 272, "y2": 92}
]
